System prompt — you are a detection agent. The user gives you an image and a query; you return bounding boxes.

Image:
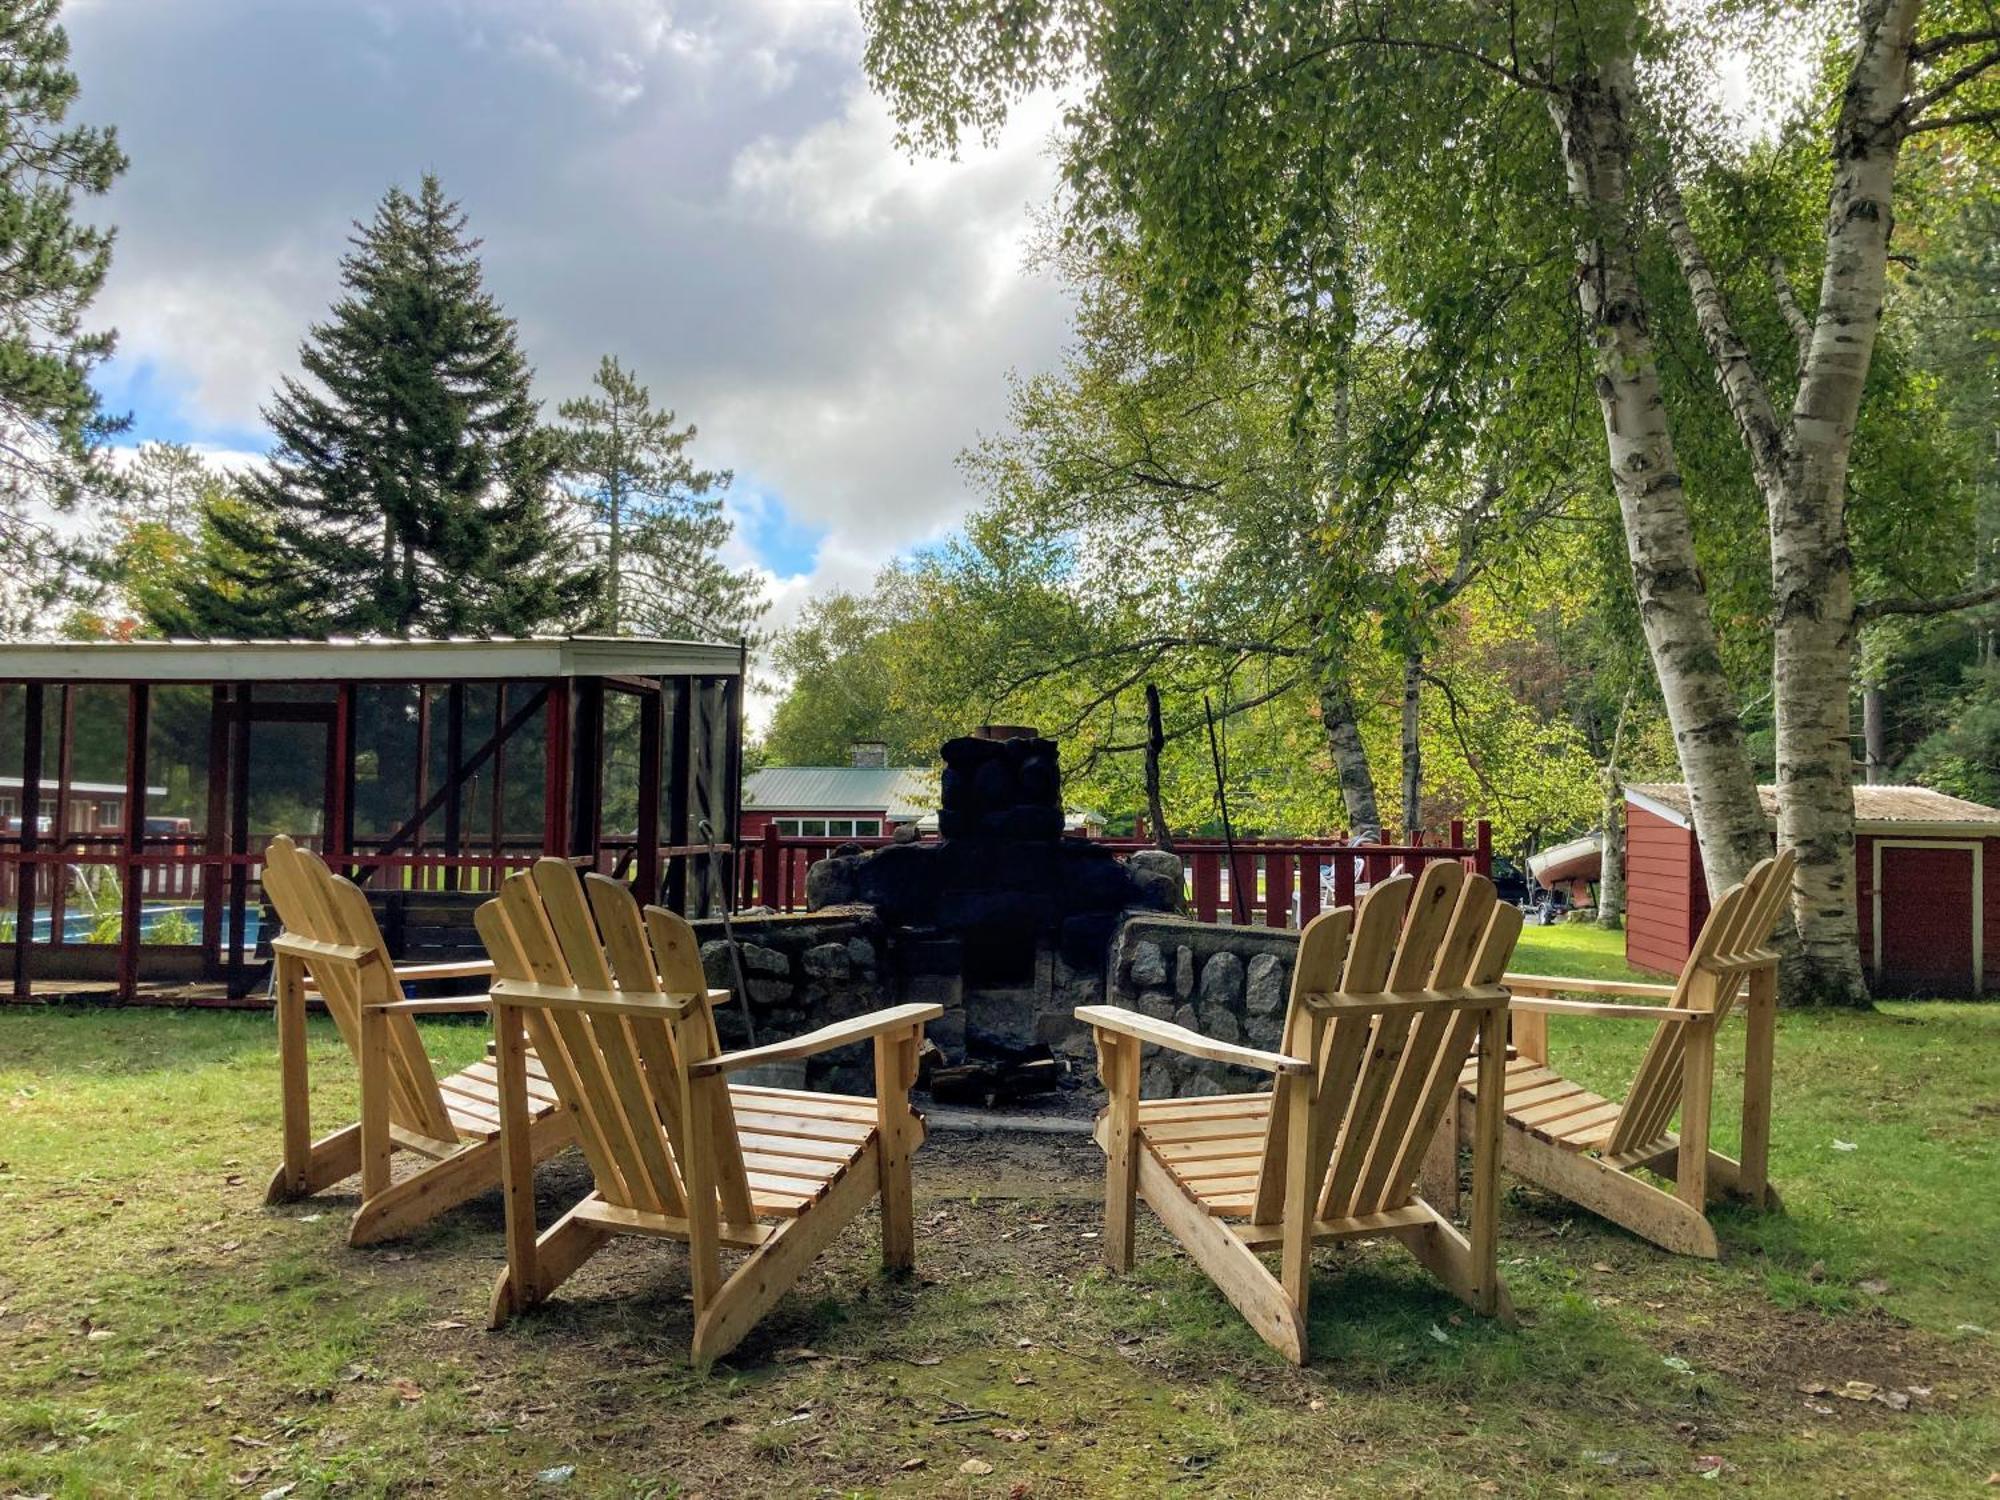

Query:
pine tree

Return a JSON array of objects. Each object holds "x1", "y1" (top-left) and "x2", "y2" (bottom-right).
[
  {"x1": 0, "y1": 0, "x2": 128, "y2": 634},
  {"x1": 175, "y1": 175, "x2": 594, "y2": 637},
  {"x1": 556, "y1": 355, "x2": 764, "y2": 642}
]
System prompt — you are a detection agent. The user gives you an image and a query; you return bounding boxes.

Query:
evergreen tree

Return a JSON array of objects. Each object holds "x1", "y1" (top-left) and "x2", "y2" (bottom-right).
[
  {"x1": 0, "y1": 0, "x2": 127, "y2": 634},
  {"x1": 169, "y1": 175, "x2": 594, "y2": 637},
  {"x1": 556, "y1": 354, "x2": 764, "y2": 643}
]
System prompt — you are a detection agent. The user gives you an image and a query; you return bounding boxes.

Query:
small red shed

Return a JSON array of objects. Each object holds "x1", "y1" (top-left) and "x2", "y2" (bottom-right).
[{"x1": 1623, "y1": 782, "x2": 2000, "y2": 997}]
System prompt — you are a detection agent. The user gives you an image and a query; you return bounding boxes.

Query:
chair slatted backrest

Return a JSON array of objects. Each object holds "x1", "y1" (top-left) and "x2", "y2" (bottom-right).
[
  {"x1": 1253, "y1": 863, "x2": 1522, "y2": 1224},
  {"x1": 262, "y1": 835, "x2": 457, "y2": 1142},
  {"x1": 1607, "y1": 849, "x2": 1796, "y2": 1155},
  {"x1": 474, "y1": 859, "x2": 754, "y2": 1226}
]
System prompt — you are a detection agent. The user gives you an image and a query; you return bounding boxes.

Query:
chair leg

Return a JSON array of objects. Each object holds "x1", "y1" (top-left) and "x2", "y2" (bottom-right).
[
  {"x1": 1397, "y1": 1213, "x2": 1517, "y2": 1327},
  {"x1": 265, "y1": 1122, "x2": 362, "y2": 1204},
  {"x1": 874, "y1": 1029, "x2": 919, "y2": 1273},
  {"x1": 1100, "y1": 1035, "x2": 1141, "y2": 1273},
  {"x1": 490, "y1": 1197, "x2": 614, "y2": 1329}
]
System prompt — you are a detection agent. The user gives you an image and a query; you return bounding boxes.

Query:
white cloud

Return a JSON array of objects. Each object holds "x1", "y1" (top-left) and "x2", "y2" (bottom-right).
[{"x1": 68, "y1": 0, "x2": 1074, "y2": 670}]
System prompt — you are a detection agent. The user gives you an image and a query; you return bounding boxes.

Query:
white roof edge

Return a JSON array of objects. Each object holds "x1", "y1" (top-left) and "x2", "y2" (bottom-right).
[
  {"x1": 1624, "y1": 785, "x2": 1692, "y2": 830},
  {"x1": 0, "y1": 635, "x2": 743, "y2": 682}
]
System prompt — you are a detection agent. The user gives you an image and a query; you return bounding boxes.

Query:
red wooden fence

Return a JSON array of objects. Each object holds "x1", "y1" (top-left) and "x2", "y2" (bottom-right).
[{"x1": 735, "y1": 820, "x2": 1493, "y2": 929}]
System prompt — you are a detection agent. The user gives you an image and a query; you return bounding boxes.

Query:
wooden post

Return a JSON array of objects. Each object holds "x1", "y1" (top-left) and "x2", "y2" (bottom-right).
[
  {"x1": 636, "y1": 686, "x2": 664, "y2": 902},
  {"x1": 331, "y1": 683, "x2": 355, "y2": 878},
  {"x1": 1739, "y1": 963, "x2": 1776, "y2": 1207},
  {"x1": 665, "y1": 678, "x2": 693, "y2": 913},
  {"x1": 541, "y1": 680, "x2": 571, "y2": 860},
  {"x1": 444, "y1": 682, "x2": 465, "y2": 890},
  {"x1": 874, "y1": 1026, "x2": 917, "y2": 1271},
  {"x1": 490, "y1": 685, "x2": 507, "y2": 887},
  {"x1": 359, "y1": 988, "x2": 392, "y2": 1200},
  {"x1": 201, "y1": 687, "x2": 228, "y2": 977},
  {"x1": 275, "y1": 949, "x2": 311, "y2": 1194},
  {"x1": 1676, "y1": 1013, "x2": 1716, "y2": 1211},
  {"x1": 760, "y1": 823, "x2": 781, "y2": 909},
  {"x1": 569, "y1": 678, "x2": 604, "y2": 867},
  {"x1": 1475, "y1": 820, "x2": 1493, "y2": 879},
  {"x1": 48, "y1": 686, "x2": 73, "y2": 953},
  {"x1": 1271, "y1": 851, "x2": 1294, "y2": 927},
  {"x1": 12, "y1": 682, "x2": 43, "y2": 999},
  {"x1": 1334, "y1": 846, "x2": 1356, "y2": 910},
  {"x1": 493, "y1": 1001, "x2": 539, "y2": 1307},
  {"x1": 413, "y1": 685, "x2": 430, "y2": 878},
  {"x1": 118, "y1": 683, "x2": 150, "y2": 1000},
  {"x1": 1469, "y1": 1004, "x2": 1507, "y2": 1315},
  {"x1": 1101, "y1": 1033, "x2": 1140, "y2": 1271},
  {"x1": 227, "y1": 686, "x2": 251, "y2": 992}
]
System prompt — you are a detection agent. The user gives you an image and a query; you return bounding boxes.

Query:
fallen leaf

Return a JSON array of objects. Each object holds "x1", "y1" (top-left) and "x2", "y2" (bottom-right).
[
  {"x1": 388, "y1": 1378, "x2": 423, "y2": 1402},
  {"x1": 259, "y1": 1486, "x2": 297, "y2": 1500},
  {"x1": 228, "y1": 1435, "x2": 271, "y2": 1450},
  {"x1": 224, "y1": 1174, "x2": 244, "y2": 1186},
  {"x1": 1797, "y1": 1380, "x2": 1831, "y2": 1395},
  {"x1": 775, "y1": 1347, "x2": 818, "y2": 1363},
  {"x1": 1858, "y1": 1278, "x2": 1890, "y2": 1296},
  {"x1": 426, "y1": 1319, "x2": 466, "y2": 1331},
  {"x1": 1427, "y1": 1323, "x2": 1451, "y2": 1344},
  {"x1": 1875, "y1": 1389, "x2": 1911, "y2": 1411},
  {"x1": 1836, "y1": 1381, "x2": 1879, "y2": 1402},
  {"x1": 992, "y1": 1427, "x2": 1031, "y2": 1442},
  {"x1": 536, "y1": 1465, "x2": 575, "y2": 1485},
  {"x1": 1832, "y1": 1139, "x2": 1858, "y2": 1152},
  {"x1": 1663, "y1": 1356, "x2": 1694, "y2": 1374},
  {"x1": 1011, "y1": 1373, "x2": 1035, "y2": 1386},
  {"x1": 1590, "y1": 1262, "x2": 1615, "y2": 1273},
  {"x1": 899, "y1": 1457, "x2": 926, "y2": 1471},
  {"x1": 960, "y1": 1458, "x2": 995, "y2": 1476}
]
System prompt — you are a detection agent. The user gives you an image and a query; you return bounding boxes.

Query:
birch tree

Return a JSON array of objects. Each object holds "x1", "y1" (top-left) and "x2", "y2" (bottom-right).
[{"x1": 861, "y1": 0, "x2": 2000, "y2": 1004}]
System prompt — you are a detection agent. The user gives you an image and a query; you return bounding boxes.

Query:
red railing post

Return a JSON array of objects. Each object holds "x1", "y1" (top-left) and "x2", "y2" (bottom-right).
[
  {"x1": 1475, "y1": 819, "x2": 1493, "y2": 877},
  {"x1": 1264, "y1": 851, "x2": 1291, "y2": 928},
  {"x1": 760, "y1": 824, "x2": 781, "y2": 908},
  {"x1": 1335, "y1": 845, "x2": 1356, "y2": 909},
  {"x1": 1192, "y1": 850, "x2": 1219, "y2": 922}
]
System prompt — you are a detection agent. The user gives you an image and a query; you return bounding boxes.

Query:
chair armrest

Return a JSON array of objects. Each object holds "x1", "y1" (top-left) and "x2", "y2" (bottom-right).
[
  {"x1": 1075, "y1": 1004, "x2": 1313, "y2": 1076},
  {"x1": 1503, "y1": 972, "x2": 1679, "y2": 1000},
  {"x1": 391, "y1": 959, "x2": 495, "y2": 983},
  {"x1": 691, "y1": 1002, "x2": 943, "y2": 1078},
  {"x1": 271, "y1": 933, "x2": 376, "y2": 966},
  {"x1": 1507, "y1": 995, "x2": 1698, "y2": 1022},
  {"x1": 373, "y1": 996, "x2": 495, "y2": 1016}
]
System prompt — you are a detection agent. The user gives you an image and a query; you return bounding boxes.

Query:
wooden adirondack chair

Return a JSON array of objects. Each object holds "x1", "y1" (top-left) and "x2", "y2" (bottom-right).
[
  {"x1": 478, "y1": 858, "x2": 943, "y2": 1367},
  {"x1": 261, "y1": 835, "x2": 574, "y2": 1246},
  {"x1": 1431, "y1": 850, "x2": 1795, "y2": 1259},
  {"x1": 1079, "y1": 863, "x2": 1523, "y2": 1365}
]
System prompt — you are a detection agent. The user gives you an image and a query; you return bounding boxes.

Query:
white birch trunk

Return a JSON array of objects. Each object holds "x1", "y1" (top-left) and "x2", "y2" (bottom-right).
[
  {"x1": 1547, "y1": 62, "x2": 1770, "y2": 900},
  {"x1": 1318, "y1": 677, "x2": 1382, "y2": 838},
  {"x1": 1766, "y1": 0, "x2": 1918, "y2": 1006}
]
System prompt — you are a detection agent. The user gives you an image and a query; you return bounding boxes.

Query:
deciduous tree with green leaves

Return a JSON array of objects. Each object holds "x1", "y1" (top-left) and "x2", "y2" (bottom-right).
[{"x1": 861, "y1": 0, "x2": 2000, "y2": 1004}]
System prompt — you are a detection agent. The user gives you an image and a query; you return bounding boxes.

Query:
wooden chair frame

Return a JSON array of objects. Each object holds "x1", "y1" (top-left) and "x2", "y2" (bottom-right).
[
  {"x1": 1081, "y1": 864, "x2": 1523, "y2": 1365},
  {"x1": 481, "y1": 859, "x2": 942, "y2": 1368},
  {"x1": 1429, "y1": 851, "x2": 1794, "y2": 1258},
  {"x1": 260, "y1": 836, "x2": 574, "y2": 1246}
]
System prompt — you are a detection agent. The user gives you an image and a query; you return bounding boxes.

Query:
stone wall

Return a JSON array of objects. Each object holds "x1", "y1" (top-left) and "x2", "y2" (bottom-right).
[
  {"x1": 691, "y1": 905, "x2": 890, "y2": 1092},
  {"x1": 1104, "y1": 914, "x2": 1304, "y2": 1097}
]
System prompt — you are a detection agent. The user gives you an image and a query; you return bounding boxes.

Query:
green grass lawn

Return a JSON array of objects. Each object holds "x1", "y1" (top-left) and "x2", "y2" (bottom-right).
[{"x1": 2, "y1": 931, "x2": 1997, "y2": 1497}]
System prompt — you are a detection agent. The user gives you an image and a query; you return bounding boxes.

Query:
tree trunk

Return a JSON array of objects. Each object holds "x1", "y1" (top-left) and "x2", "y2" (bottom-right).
[
  {"x1": 1400, "y1": 648, "x2": 1421, "y2": 840},
  {"x1": 1862, "y1": 687, "x2": 1886, "y2": 784},
  {"x1": 1547, "y1": 63, "x2": 1770, "y2": 902},
  {"x1": 1144, "y1": 682, "x2": 1173, "y2": 851},
  {"x1": 1318, "y1": 676, "x2": 1381, "y2": 838},
  {"x1": 1765, "y1": 0, "x2": 1916, "y2": 1008},
  {"x1": 1598, "y1": 690, "x2": 1631, "y2": 930}
]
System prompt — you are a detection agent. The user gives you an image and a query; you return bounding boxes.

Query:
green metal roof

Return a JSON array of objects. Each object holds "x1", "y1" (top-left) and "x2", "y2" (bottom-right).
[{"x1": 743, "y1": 765, "x2": 936, "y2": 820}]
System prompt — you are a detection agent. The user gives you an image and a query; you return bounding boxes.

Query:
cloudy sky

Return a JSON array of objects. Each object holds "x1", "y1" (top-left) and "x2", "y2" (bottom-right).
[{"x1": 66, "y1": 0, "x2": 1073, "y2": 681}]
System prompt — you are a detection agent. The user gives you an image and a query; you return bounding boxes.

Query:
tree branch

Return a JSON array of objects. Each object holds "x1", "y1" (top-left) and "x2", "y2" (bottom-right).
[
  {"x1": 1856, "y1": 579, "x2": 2000, "y2": 622},
  {"x1": 1655, "y1": 177, "x2": 1791, "y2": 493},
  {"x1": 1768, "y1": 256, "x2": 1813, "y2": 374},
  {"x1": 1898, "y1": 46, "x2": 2000, "y2": 130},
  {"x1": 1901, "y1": 105, "x2": 2000, "y2": 137}
]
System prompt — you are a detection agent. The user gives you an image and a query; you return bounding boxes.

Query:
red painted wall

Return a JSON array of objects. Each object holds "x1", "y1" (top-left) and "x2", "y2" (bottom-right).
[
  {"x1": 1624, "y1": 806, "x2": 1999, "y2": 995},
  {"x1": 1624, "y1": 803, "x2": 1701, "y2": 975}
]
